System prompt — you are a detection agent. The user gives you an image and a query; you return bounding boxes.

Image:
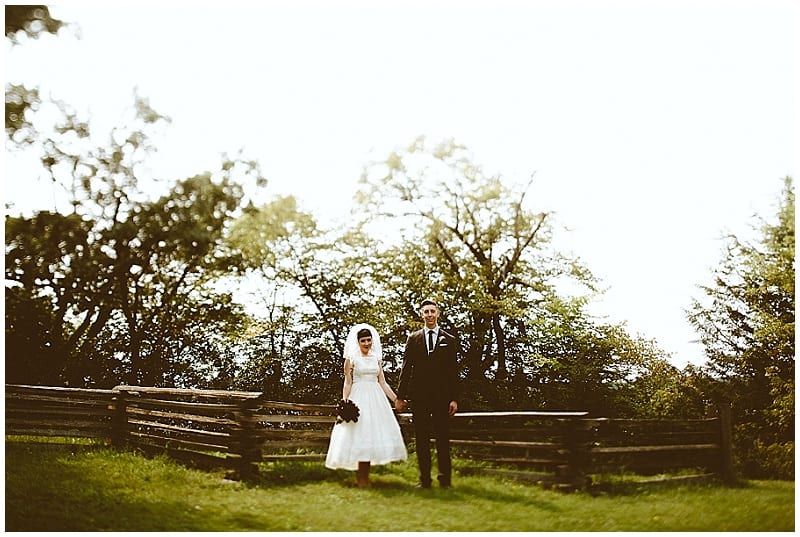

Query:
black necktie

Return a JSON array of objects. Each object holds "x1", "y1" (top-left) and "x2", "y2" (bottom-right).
[{"x1": 428, "y1": 330, "x2": 434, "y2": 354}]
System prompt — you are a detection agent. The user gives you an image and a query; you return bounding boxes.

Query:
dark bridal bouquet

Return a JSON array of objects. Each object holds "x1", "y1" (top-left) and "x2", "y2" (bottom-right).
[{"x1": 336, "y1": 399, "x2": 360, "y2": 424}]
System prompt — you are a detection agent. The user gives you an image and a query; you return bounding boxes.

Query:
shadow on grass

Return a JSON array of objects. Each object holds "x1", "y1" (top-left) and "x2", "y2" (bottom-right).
[
  {"x1": 584, "y1": 473, "x2": 748, "y2": 497},
  {"x1": 252, "y1": 459, "x2": 560, "y2": 511},
  {"x1": 5, "y1": 443, "x2": 224, "y2": 531}
]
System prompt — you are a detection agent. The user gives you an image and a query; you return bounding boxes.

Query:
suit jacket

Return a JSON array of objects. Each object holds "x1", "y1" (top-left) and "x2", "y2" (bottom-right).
[{"x1": 397, "y1": 327, "x2": 459, "y2": 404}]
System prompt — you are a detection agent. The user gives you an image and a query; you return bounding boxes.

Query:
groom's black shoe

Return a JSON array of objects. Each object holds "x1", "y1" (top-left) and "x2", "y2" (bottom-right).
[{"x1": 415, "y1": 481, "x2": 432, "y2": 489}]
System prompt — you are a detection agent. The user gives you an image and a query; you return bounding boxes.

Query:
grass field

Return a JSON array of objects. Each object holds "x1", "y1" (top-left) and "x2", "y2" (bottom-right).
[{"x1": 4, "y1": 441, "x2": 795, "y2": 532}]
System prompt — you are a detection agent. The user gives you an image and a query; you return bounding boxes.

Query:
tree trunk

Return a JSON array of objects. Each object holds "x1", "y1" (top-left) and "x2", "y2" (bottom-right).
[{"x1": 493, "y1": 314, "x2": 507, "y2": 380}]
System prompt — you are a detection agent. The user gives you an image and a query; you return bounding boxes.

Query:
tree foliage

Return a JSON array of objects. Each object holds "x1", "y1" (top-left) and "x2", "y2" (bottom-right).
[
  {"x1": 5, "y1": 95, "x2": 257, "y2": 387},
  {"x1": 689, "y1": 176, "x2": 795, "y2": 478},
  {"x1": 226, "y1": 196, "x2": 398, "y2": 401},
  {"x1": 357, "y1": 138, "x2": 562, "y2": 378},
  {"x1": 215, "y1": 136, "x2": 705, "y2": 414},
  {"x1": 5, "y1": 6, "x2": 67, "y2": 144},
  {"x1": 6, "y1": 84, "x2": 41, "y2": 145},
  {"x1": 345, "y1": 137, "x2": 683, "y2": 413},
  {"x1": 4, "y1": 5, "x2": 792, "y2": 482},
  {"x1": 5, "y1": 8, "x2": 723, "y2": 450},
  {"x1": 5, "y1": 5, "x2": 65, "y2": 43}
]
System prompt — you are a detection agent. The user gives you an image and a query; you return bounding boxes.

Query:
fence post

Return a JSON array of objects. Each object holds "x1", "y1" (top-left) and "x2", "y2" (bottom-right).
[
  {"x1": 718, "y1": 401, "x2": 735, "y2": 483},
  {"x1": 556, "y1": 416, "x2": 590, "y2": 491},
  {"x1": 109, "y1": 387, "x2": 128, "y2": 449},
  {"x1": 229, "y1": 399, "x2": 261, "y2": 481}
]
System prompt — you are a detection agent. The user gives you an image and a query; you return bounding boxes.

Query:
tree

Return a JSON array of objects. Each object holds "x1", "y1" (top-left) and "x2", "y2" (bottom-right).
[
  {"x1": 6, "y1": 84, "x2": 41, "y2": 145},
  {"x1": 5, "y1": 172, "x2": 252, "y2": 387},
  {"x1": 6, "y1": 7, "x2": 268, "y2": 389},
  {"x1": 5, "y1": 210, "x2": 96, "y2": 383},
  {"x1": 5, "y1": 6, "x2": 68, "y2": 144},
  {"x1": 106, "y1": 171, "x2": 249, "y2": 386},
  {"x1": 223, "y1": 136, "x2": 689, "y2": 414},
  {"x1": 5, "y1": 94, "x2": 259, "y2": 387},
  {"x1": 355, "y1": 138, "x2": 601, "y2": 397},
  {"x1": 5, "y1": 285, "x2": 64, "y2": 385},
  {"x1": 488, "y1": 290, "x2": 697, "y2": 417},
  {"x1": 688, "y1": 176, "x2": 795, "y2": 478},
  {"x1": 227, "y1": 196, "x2": 392, "y2": 401},
  {"x1": 5, "y1": 5, "x2": 65, "y2": 44}
]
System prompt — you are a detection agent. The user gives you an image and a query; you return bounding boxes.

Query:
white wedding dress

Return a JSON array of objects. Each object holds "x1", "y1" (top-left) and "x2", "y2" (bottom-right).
[{"x1": 325, "y1": 354, "x2": 408, "y2": 470}]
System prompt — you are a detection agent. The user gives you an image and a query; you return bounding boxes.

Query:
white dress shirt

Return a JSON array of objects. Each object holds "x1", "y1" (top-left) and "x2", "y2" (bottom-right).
[{"x1": 426, "y1": 327, "x2": 439, "y2": 353}]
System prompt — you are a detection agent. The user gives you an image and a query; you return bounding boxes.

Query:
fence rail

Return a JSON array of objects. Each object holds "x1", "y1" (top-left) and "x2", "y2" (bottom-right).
[{"x1": 5, "y1": 384, "x2": 733, "y2": 489}]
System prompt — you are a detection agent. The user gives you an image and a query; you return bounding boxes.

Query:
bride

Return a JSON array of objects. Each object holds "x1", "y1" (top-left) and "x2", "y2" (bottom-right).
[{"x1": 325, "y1": 323, "x2": 408, "y2": 486}]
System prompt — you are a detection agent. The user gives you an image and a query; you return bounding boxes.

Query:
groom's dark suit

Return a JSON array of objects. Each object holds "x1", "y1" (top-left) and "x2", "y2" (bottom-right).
[{"x1": 397, "y1": 327, "x2": 459, "y2": 487}]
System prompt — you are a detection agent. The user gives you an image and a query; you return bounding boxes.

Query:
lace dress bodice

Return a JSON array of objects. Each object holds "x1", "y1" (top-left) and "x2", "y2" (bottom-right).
[{"x1": 352, "y1": 355, "x2": 380, "y2": 383}]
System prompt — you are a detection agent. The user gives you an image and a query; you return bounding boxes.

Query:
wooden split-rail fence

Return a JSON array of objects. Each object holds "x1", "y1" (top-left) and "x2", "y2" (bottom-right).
[{"x1": 5, "y1": 384, "x2": 734, "y2": 490}]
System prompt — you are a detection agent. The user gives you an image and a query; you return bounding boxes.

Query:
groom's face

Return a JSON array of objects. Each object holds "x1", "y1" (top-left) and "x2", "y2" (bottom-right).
[{"x1": 420, "y1": 304, "x2": 440, "y2": 329}]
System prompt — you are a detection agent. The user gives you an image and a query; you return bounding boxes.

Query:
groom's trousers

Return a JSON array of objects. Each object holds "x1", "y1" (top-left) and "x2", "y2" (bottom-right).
[{"x1": 411, "y1": 397, "x2": 451, "y2": 486}]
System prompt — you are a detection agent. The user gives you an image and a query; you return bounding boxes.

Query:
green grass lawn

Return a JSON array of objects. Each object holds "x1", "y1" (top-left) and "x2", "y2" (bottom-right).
[{"x1": 4, "y1": 441, "x2": 795, "y2": 532}]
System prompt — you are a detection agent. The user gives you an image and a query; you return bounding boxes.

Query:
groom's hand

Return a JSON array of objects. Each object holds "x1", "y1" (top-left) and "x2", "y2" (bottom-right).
[
  {"x1": 395, "y1": 399, "x2": 407, "y2": 412},
  {"x1": 449, "y1": 401, "x2": 458, "y2": 416}
]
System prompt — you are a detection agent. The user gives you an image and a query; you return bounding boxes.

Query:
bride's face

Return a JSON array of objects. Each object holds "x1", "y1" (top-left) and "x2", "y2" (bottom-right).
[{"x1": 358, "y1": 335, "x2": 373, "y2": 354}]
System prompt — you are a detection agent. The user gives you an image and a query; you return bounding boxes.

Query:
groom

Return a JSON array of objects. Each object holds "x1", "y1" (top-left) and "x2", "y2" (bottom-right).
[{"x1": 395, "y1": 299, "x2": 459, "y2": 489}]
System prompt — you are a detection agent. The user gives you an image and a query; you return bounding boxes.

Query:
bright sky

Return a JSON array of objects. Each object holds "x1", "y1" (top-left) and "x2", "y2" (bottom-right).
[{"x1": 5, "y1": 1, "x2": 798, "y2": 368}]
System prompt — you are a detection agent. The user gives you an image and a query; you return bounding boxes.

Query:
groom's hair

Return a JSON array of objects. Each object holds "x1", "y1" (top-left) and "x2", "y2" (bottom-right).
[{"x1": 419, "y1": 299, "x2": 439, "y2": 310}]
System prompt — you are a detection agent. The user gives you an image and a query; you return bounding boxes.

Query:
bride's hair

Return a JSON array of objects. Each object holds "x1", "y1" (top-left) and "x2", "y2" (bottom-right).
[{"x1": 344, "y1": 323, "x2": 382, "y2": 361}]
